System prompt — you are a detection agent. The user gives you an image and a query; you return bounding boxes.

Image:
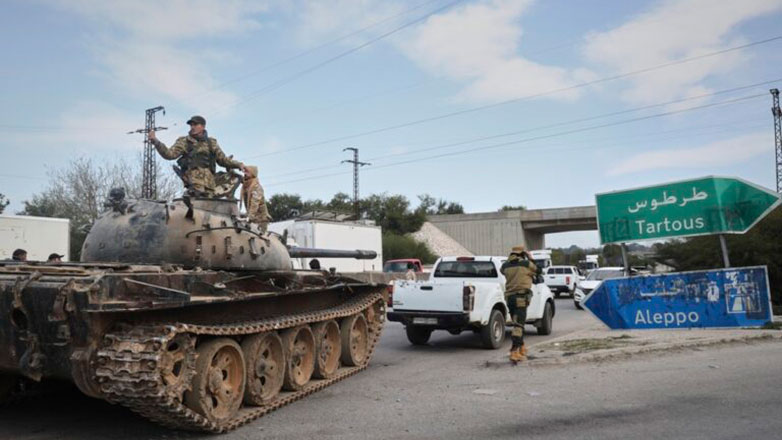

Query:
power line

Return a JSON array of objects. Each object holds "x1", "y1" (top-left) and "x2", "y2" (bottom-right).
[
  {"x1": 264, "y1": 93, "x2": 766, "y2": 187},
  {"x1": 221, "y1": 0, "x2": 466, "y2": 112},
  {"x1": 264, "y1": 116, "x2": 766, "y2": 185},
  {"x1": 190, "y1": 0, "x2": 443, "y2": 102},
  {"x1": 261, "y1": 79, "x2": 781, "y2": 179},
  {"x1": 246, "y1": 35, "x2": 782, "y2": 159}
]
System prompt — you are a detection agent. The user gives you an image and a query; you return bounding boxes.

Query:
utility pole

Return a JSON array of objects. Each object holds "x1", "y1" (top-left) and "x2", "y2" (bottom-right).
[
  {"x1": 341, "y1": 147, "x2": 370, "y2": 219},
  {"x1": 771, "y1": 89, "x2": 782, "y2": 193},
  {"x1": 128, "y1": 106, "x2": 167, "y2": 199}
]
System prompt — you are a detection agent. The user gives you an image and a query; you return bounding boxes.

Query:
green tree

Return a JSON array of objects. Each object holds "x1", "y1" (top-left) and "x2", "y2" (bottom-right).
[
  {"x1": 0, "y1": 193, "x2": 9, "y2": 214},
  {"x1": 268, "y1": 193, "x2": 304, "y2": 221},
  {"x1": 499, "y1": 205, "x2": 526, "y2": 211},
  {"x1": 361, "y1": 193, "x2": 426, "y2": 234},
  {"x1": 551, "y1": 248, "x2": 566, "y2": 265},
  {"x1": 382, "y1": 232, "x2": 437, "y2": 264},
  {"x1": 327, "y1": 192, "x2": 354, "y2": 214},
  {"x1": 417, "y1": 194, "x2": 465, "y2": 215}
]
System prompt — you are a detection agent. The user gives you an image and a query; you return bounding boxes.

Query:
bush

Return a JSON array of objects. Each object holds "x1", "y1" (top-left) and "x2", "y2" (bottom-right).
[{"x1": 382, "y1": 233, "x2": 437, "y2": 264}]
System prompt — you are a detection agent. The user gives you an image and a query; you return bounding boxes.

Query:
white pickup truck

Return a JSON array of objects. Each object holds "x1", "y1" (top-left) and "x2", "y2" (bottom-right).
[
  {"x1": 544, "y1": 265, "x2": 580, "y2": 297},
  {"x1": 386, "y1": 256, "x2": 556, "y2": 349}
]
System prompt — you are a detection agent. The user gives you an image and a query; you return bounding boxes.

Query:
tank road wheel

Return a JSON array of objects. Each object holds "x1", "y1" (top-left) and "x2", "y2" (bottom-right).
[
  {"x1": 184, "y1": 338, "x2": 246, "y2": 423},
  {"x1": 241, "y1": 332, "x2": 285, "y2": 406},
  {"x1": 0, "y1": 374, "x2": 17, "y2": 404},
  {"x1": 340, "y1": 314, "x2": 369, "y2": 367},
  {"x1": 281, "y1": 326, "x2": 316, "y2": 391},
  {"x1": 159, "y1": 334, "x2": 197, "y2": 399},
  {"x1": 312, "y1": 320, "x2": 342, "y2": 379}
]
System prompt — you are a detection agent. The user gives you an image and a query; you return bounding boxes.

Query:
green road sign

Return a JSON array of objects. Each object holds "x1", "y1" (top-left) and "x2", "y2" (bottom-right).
[{"x1": 596, "y1": 176, "x2": 781, "y2": 244}]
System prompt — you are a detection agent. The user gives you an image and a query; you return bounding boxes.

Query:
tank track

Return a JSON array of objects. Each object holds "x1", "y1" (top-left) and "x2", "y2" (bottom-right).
[{"x1": 95, "y1": 291, "x2": 384, "y2": 433}]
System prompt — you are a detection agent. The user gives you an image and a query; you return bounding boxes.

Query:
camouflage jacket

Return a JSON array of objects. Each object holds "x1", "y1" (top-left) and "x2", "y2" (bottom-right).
[
  {"x1": 242, "y1": 178, "x2": 271, "y2": 222},
  {"x1": 152, "y1": 135, "x2": 242, "y2": 170},
  {"x1": 500, "y1": 255, "x2": 537, "y2": 294}
]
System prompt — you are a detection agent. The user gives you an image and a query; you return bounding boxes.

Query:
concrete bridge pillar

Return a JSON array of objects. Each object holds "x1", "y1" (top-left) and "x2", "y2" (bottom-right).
[{"x1": 523, "y1": 230, "x2": 545, "y2": 250}]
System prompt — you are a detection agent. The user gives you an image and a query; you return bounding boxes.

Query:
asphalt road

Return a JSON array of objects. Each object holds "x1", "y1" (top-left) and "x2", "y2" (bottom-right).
[{"x1": 2, "y1": 298, "x2": 781, "y2": 440}]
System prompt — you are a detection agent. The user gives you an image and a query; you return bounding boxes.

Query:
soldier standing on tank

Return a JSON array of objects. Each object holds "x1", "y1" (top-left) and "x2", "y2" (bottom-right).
[
  {"x1": 500, "y1": 245, "x2": 537, "y2": 364},
  {"x1": 241, "y1": 165, "x2": 272, "y2": 233},
  {"x1": 148, "y1": 115, "x2": 244, "y2": 196}
]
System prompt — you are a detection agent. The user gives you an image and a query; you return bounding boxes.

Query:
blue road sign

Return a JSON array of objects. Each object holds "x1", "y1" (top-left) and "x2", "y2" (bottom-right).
[{"x1": 582, "y1": 266, "x2": 773, "y2": 329}]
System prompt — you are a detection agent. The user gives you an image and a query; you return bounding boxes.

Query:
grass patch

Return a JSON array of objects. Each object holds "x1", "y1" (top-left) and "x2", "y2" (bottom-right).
[
  {"x1": 761, "y1": 321, "x2": 782, "y2": 330},
  {"x1": 555, "y1": 335, "x2": 635, "y2": 353}
]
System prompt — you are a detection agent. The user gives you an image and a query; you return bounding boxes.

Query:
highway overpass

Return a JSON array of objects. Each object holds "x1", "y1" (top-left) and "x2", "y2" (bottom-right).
[{"x1": 428, "y1": 206, "x2": 597, "y2": 255}]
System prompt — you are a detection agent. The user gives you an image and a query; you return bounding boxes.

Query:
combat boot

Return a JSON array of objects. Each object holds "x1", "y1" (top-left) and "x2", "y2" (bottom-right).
[
  {"x1": 509, "y1": 347, "x2": 526, "y2": 363},
  {"x1": 520, "y1": 344, "x2": 528, "y2": 357}
]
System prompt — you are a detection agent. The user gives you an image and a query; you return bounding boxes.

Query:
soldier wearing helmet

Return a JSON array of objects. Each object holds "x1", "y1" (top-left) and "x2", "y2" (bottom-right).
[
  {"x1": 148, "y1": 115, "x2": 244, "y2": 197},
  {"x1": 500, "y1": 245, "x2": 537, "y2": 363}
]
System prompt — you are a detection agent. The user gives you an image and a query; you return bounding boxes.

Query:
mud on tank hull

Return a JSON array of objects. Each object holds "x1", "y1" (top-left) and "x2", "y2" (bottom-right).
[
  {"x1": 0, "y1": 196, "x2": 387, "y2": 432},
  {"x1": 0, "y1": 262, "x2": 386, "y2": 432}
]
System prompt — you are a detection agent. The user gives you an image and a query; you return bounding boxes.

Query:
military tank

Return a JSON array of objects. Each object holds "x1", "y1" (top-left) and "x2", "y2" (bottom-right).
[{"x1": 0, "y1": 189, "x2": 386, "y2": 432}]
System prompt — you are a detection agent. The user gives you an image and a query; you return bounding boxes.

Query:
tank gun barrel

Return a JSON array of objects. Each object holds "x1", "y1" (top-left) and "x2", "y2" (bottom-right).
[{"x1": 288, "y1": 247, "x2": 377, "y2": 260}]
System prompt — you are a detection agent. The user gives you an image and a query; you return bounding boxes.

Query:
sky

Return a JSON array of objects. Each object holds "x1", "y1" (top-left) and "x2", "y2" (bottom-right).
[{"x1": 2, "y1": 0, "x2": 781, "y2": 248}]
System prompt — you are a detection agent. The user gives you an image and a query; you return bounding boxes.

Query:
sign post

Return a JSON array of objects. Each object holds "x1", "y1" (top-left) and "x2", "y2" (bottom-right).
[
  {"x1": 596, "y1": 176, "x2": 781, "y2": 244},
  {"x1": 718, "y1": 235, "x2": 731, "y2": 268},
  {"x1": 582, "y1": 266, "x2": 773, "y2": 329}
]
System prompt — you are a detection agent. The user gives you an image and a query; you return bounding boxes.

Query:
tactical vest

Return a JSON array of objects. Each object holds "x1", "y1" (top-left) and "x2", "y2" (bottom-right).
[{"x1": 178, "y1": 138, "x2": 216, "y2": 173}]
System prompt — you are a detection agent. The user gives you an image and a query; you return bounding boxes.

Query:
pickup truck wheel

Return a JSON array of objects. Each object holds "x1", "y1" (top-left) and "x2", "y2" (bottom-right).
[
  {"x1": 554, "y1": 291, "x2": 560, "y2": 299},
  {"x1": 405, "y1": 326, "x2": 432, "y2": 345},
  {"x1": 480, "y1": 309, "x2": 505, "y2": 349},
  {"x1": 536, "y1": 302, "x2": 553, "y2": 335},
  {"x1": 574, "y1": 300, "x2": 583, "y2": 310}
]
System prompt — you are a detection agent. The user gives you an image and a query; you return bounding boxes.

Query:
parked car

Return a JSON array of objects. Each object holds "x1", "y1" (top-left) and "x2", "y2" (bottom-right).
[
  {"x1": 573, "y1": 267, "x2": 634, "y2": 309},
  {"x1": 544, "y1": 265, "x2": 580, "y2": 297},
  {"x1": 387, "y1": 256, "x2": 556, "y2": 349},
  {"x1": 383, "y1": 258, "x2": 424, "y2": 273}
]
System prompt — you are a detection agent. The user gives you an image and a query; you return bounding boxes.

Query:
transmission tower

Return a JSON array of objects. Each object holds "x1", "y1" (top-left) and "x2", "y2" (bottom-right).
[
  {"x1": 128, "y1": 106, "x2": 167, "y2": 199},
  {"x1": 341, "y1": 147, "x2": 370, "y2": 219},
  {"x1": 772, "y1": 89, "x2": 782, "y2": 193}
]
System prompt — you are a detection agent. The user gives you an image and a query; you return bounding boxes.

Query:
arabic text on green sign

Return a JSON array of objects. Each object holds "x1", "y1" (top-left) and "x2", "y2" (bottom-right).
[{"x1": 596, "y1": 176, "x2": 781, "y2": 244}]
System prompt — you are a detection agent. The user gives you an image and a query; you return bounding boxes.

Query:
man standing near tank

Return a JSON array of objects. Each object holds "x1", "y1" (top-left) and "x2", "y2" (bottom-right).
[
  {"x1": 148, "y1": 115, "x2": 244, "y2": 196},
  {"x1": 500, "y1": 245, "x2": 537, "y2": 363}
]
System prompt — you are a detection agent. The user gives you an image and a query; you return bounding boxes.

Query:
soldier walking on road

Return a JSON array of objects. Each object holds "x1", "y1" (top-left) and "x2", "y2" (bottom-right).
[
  {"x1": 148, "y1": 115, "x2": 244, "y2": 197},
  {"x1": 500, "y1": 245, "x2": 537, "y2": 364},
  {"x1": 242, "y1": 165, "x2": 272, "y2": 233}
]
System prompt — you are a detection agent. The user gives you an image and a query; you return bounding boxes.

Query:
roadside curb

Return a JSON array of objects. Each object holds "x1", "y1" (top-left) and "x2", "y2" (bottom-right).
[{"x1": 484, "y1": 328, "x2": 782, "y2": 368}]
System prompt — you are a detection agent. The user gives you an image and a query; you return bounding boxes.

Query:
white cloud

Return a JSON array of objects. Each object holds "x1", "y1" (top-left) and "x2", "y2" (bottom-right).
[
  {"x1": 583, "y1": 0, "x2": 782, "y2": 105},
  {"x1": 6, "y1": 101, "x2": 140, "y2": 152},
  {"x1": 293, "y1": 0, "x2": 404, "y2": 46},
  {"x1": 609, "y1": 131, "x2": 771, "y2": 176},
  {"x1": 97, "y1": 41, "x2": 238, "y2": 113},
  {"x1": 287, "y1": 0, "x2": 590, "y2": 104},
  {"x1": 53, "y1": 0, "x2": 269, "y2": 41},
  {"x1": 48, "y1": 0, "x2": 270, "y2": 113},
  {"x1": 400, "y1": 0, "x2": 590, "y2": 103}
]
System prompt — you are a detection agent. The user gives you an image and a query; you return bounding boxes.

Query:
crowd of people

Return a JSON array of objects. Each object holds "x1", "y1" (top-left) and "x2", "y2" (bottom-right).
[{"x1": 7, "y1": 249, "x2": 63, "y2": 263}]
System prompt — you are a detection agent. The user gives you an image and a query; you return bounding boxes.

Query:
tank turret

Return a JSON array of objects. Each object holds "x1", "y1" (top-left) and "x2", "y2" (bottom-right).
[{"x1": 81, "y1": 195, "x2": 290, "y2": 270}]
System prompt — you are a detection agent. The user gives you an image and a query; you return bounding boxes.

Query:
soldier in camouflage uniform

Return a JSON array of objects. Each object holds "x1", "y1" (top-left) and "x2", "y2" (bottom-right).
[
  {"x1": 241, "y1": 165, "x2": 272, "y2": 233},
  {"x1": 148, "y1": 115, "x2": 244, "y2": 197},
  {"x1": 500, "y1": 245, "x2": 538, "y2": 363}
]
